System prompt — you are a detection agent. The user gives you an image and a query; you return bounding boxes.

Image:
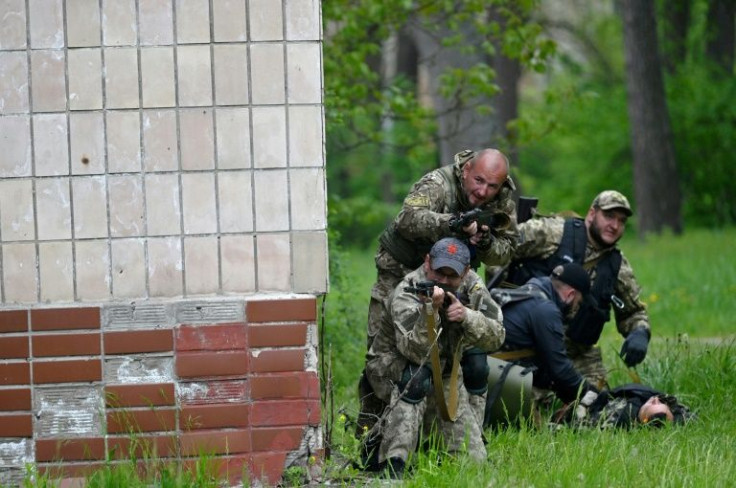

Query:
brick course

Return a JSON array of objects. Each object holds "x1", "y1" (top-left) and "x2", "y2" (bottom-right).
[{"x1": 1, "y1": 299, "x2": 321, "y2": 486}]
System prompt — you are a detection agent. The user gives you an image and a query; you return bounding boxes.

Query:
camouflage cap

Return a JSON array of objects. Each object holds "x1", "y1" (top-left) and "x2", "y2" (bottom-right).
[
  {"x1": 429, "y1": 237, "x2": 470, "y2": 276},
  {"x1": 592, "y1": 190, "x2": 633, "y2": 216}
]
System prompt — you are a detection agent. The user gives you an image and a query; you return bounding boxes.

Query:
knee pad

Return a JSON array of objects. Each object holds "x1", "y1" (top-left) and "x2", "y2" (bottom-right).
[
  {"x1": 461, "y1": 350, "x2": 489, "y2": 395},
  {"x1": 397, "y1": 363, "x2": 432, "y2": 404}
]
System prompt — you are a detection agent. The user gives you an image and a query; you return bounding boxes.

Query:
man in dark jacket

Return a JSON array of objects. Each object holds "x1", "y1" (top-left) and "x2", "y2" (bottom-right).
[{"x1": 492, "y1": 263, "x2": 599, "y2": 406}]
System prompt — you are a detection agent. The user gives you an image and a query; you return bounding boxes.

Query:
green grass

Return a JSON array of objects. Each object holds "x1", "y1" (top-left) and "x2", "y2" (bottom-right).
[{"x1": 320, "y1": 227, "x2": 736, "y2": 486}]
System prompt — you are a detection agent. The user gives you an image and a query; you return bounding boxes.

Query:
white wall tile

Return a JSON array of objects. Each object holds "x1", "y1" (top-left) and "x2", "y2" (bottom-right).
[
  {"x1": 75, "y1": 240, "x2": 111, "y2": 300},
  {"x1": 35, "y1": 178, "x2": 71, "y2": 240},
  {"x1": 102, "y1": 0, "x2": 137, "y2": 46},
  {"x1": 104, "y1": 48, "x2": 140, "y2": 109},
  {"x1": 147, "y1": 237, "x2": 183, "y2": 296},
  {"x1": 66, "y1": 0, "x2": 101, "y2": 47},
  {"x1": 139, "y1": 0, "x2": 174, "y2": 46},
  {"x1": 68, "y1": 49, "x2": 103, "y2": 110},
  {"x1": 0, "y1": 116, "x2": 32, "y2": 177},
  {"x1": 39, "y1": 241, "x2": 74, "y2": 302},
  {"x1": 0, "y1": 179, "x2": 35, "y2": 241},
  {"x1": 106, "y1": 111, "x2": 141, "y2": 173},
  {"x1": 184, "y1": 236, "x2": 219, "y2": 295},
  {"x1": 141, "y1": 48, "x2": 176, "y2": 108},
  {"x1": 2, "y1": 243, "x2": 38, "y2": 303},
  {"x1": 176, "y1": 0, "x2": 211, "y2": 44},
  {"x1": 285, "y1": 0, "x2": 321, "y2": 41},
  {"x1": 111, "y1": 238, "x2": 146, "y2": 298},
  {"x1": 29, "y1": 0, "x2": 64, "y2": 48},
  {"x1": 33, "y1": 114, "x2": 69, "y2": 176},
  {"x1": 220, "y1": 235, "x2": 255, "y2": 293},
  {"x1": 70, "y1": 112, "x2": 105, "y2": 174},
  {"x1": 255, "y1": 233, "x2": 290, "y2": 291},
  {"x1": 288, "y1": 106, "x2": 323, "y2": 167},
  {"x1": 0, "y1": 0, "x2": 27, "y2": 49},
  {"x1": 181, "y1": 173, "x2": 217, "y2": 234},
  {"x1": 145, "y1": 173, "x2": 181, "y2": 236},
  {"x1": 292, "y1": 231, "x2": 328, "y2": 293},
  {"x1": 216, "y1": 108, "x2": 251, "y2": 169},
  {"x1": 212, "y1": 0, "x2": 247, "y2": 42},
  {"x1": 142, "y1": 110, "x2": 178, "y2": 171},
  {"x1": 251, "y1": 106, "x2": 286, "y2": 168},
  {"x1": 109, "y1": 175, "x2": 145, "y2": 237},
  {"x1": 72, "y1": 176, "x2": 108, "y2": 239},
  {"x1": 253, "y1": 170, "x2": 288, "y2": 231},
  {"x1": 0, "y1": 52, "x2": 29, "y2": 113},
  {"x1": 290, "y1": 168, "x2": 326, "y2": 230},
  {"x1": 287, "y1": 43, "x2": 322, "y2": 104},
  {"x1": 213, "y1": 45, "x2": 249, "y2": 106},
  {"x1": 180, "y1": 108, "x2": 214, "y2": 170},
  {"x1": 218, "y1": 170, "x2": 253, "y2": 232},
  {"x1": 249, "y1": 0, "x2": 283, "y2": 41},
  {"x1": 250, "y1": 44, "x2": 285, "y2": 104},
  {"x1": 177, "y1": 45, "x2": 213, "y2": 107},
  {"x1": 30, "y1": 50, "x2": 66, "y2": 112}
]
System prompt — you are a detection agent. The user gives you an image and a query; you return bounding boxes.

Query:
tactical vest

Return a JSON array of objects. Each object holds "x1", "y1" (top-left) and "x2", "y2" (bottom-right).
[
  {"x1": 378, "y1": 165, "x2": 463, "y2": 269},
  {"x1": 506, "y1": 218, "x2": 622, "y2": 345}
]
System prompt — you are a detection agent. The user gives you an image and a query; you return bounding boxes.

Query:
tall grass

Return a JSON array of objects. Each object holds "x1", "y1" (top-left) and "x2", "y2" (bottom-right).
[{"x1": 321, "y1": 227, "x2": 736, "y2": 486}]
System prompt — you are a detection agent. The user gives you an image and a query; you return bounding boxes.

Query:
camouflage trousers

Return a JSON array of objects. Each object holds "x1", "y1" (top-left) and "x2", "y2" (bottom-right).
[
  {"x1": 566, "y1": 341, "x2": 609, "y2": 390},
  {"x1": 379, "y1": 379, "x2": 486, "y2": 464}
]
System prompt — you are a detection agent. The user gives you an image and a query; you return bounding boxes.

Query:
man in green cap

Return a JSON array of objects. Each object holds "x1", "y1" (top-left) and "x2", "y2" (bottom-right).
[{"x1": 500, "y1": 190, "x2": 651, "y2": 390}]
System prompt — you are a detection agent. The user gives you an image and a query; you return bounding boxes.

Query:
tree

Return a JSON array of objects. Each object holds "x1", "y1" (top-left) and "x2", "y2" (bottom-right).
[{"x1": 619, "y1": 0, "x2": 683, "y2": 235}]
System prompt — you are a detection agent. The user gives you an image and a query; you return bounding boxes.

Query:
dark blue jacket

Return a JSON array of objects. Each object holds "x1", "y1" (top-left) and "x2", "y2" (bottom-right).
[{"x1": 501, "y1": 277, "x2": 590, "y2": 403}]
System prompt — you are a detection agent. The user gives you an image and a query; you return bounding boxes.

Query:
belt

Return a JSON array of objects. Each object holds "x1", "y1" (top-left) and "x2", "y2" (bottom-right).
[{"x1": 491, "y1": 348, "x2": 536, "y2": 361}]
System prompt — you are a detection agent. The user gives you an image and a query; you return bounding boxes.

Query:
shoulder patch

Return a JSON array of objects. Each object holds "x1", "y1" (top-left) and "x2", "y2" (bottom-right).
[{"x1": 405, "y1": 194, "x2": 430, "y2": 207}]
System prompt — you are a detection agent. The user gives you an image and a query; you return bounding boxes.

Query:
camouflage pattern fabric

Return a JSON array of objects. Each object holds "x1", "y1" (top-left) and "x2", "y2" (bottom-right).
[
  {"x1": 566, "y1": 386, "x2": 694, "y2": 429},
  {"x1": 516, "y1": 216, "x2": 650, "y2": 384},
  {"x1": 380, "y1": 378, "x2": 486, "y2": 463},
  {"x1": 366, "y1": 265, "x2": 504, "y2": 463}
]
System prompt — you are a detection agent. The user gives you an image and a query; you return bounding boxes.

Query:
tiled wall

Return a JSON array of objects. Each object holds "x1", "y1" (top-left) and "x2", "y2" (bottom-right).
[
  {"x1": 0, "y1": 0, "x2": 328, "y2": 303},
  {"x1": 1, "y1": 0, "x2": 327, "y2": 485},
  {"x1": 0, "y1": 298, "x2": 322, "y2": 486}
]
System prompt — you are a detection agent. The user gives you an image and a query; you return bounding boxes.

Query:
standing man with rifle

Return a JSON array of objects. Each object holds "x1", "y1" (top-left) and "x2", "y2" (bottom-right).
[
  {"x1": 356, "y1": 148, "x2": 518, "y2": 471},
  {"x1": 502, "y1": 190, "x2": 651, "y2": 390}
]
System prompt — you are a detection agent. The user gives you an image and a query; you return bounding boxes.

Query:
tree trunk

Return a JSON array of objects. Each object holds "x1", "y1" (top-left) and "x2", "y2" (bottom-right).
[
  {"x1": 404, "y1": 16, "x2": 496, "y2": 165},
  {"x1": 706, "y1": 0, "x2": 735, "y2": 73},
  {"x1": 619, "y1": 0, "x2": 683, "y2": 235},
  {"x1": 488, "y1": 6, "x2": 522, "y2": 194}
]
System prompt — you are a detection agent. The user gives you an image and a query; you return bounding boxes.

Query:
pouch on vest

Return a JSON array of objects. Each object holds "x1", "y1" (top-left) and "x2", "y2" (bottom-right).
[{"x1": 565, "y1": 250, "x2": 622, "y2": 345}]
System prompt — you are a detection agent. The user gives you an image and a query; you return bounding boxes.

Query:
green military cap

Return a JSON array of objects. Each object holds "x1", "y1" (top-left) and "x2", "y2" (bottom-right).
[{"x1": 592, "y1": 190, "x2": 633, "y2": 216}]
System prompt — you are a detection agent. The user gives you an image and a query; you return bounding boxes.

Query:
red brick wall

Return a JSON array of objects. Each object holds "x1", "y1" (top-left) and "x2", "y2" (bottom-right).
[{"x1": 0, "y1": 298, "x2": 321, "y2": 486}]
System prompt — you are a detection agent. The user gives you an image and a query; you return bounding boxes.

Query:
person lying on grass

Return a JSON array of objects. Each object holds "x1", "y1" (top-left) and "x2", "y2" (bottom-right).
[{"x1": 552, "y1": 383, "x2": 694, "y2": 429}]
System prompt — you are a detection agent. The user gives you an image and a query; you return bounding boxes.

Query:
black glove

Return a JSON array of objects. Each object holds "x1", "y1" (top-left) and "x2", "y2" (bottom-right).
[{"x1": 619, "y1": 328, "x2": 649, "y2": 367}]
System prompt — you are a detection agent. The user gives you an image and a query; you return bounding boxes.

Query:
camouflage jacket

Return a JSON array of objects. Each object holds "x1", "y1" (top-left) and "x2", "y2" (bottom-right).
[
  {"x1": 378, "y1": 150, "x2": 519, "y2": 270},
  {"x1": 515, "y1": 216, "x2": 650, "y2": 338},
  {"x1": 365, "y1": 265, "x2": 505, "y2": 401}
]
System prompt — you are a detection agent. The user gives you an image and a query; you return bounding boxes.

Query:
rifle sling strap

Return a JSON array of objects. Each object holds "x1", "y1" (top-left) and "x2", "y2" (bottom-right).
[{"x1": 424, "y1": 303, "x2": 461, "y2": 422}]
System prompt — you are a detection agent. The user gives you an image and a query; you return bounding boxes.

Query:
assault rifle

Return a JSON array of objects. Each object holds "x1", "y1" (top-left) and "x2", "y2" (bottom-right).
[
  {"x1": 448, "y1": 208, "x2": 511, "y2": 234},
  {"x1": 404, "y1": 280, "x2": 469, "y2": 307}
]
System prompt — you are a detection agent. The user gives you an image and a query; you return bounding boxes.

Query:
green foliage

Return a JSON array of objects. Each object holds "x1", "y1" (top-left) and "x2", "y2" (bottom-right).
[
  {"x1": 323, "y1": 0, "x2": 556, "y2": 242},
  {"x1": 667, "y1": 65, "x2": 736, "y2": 226}
]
